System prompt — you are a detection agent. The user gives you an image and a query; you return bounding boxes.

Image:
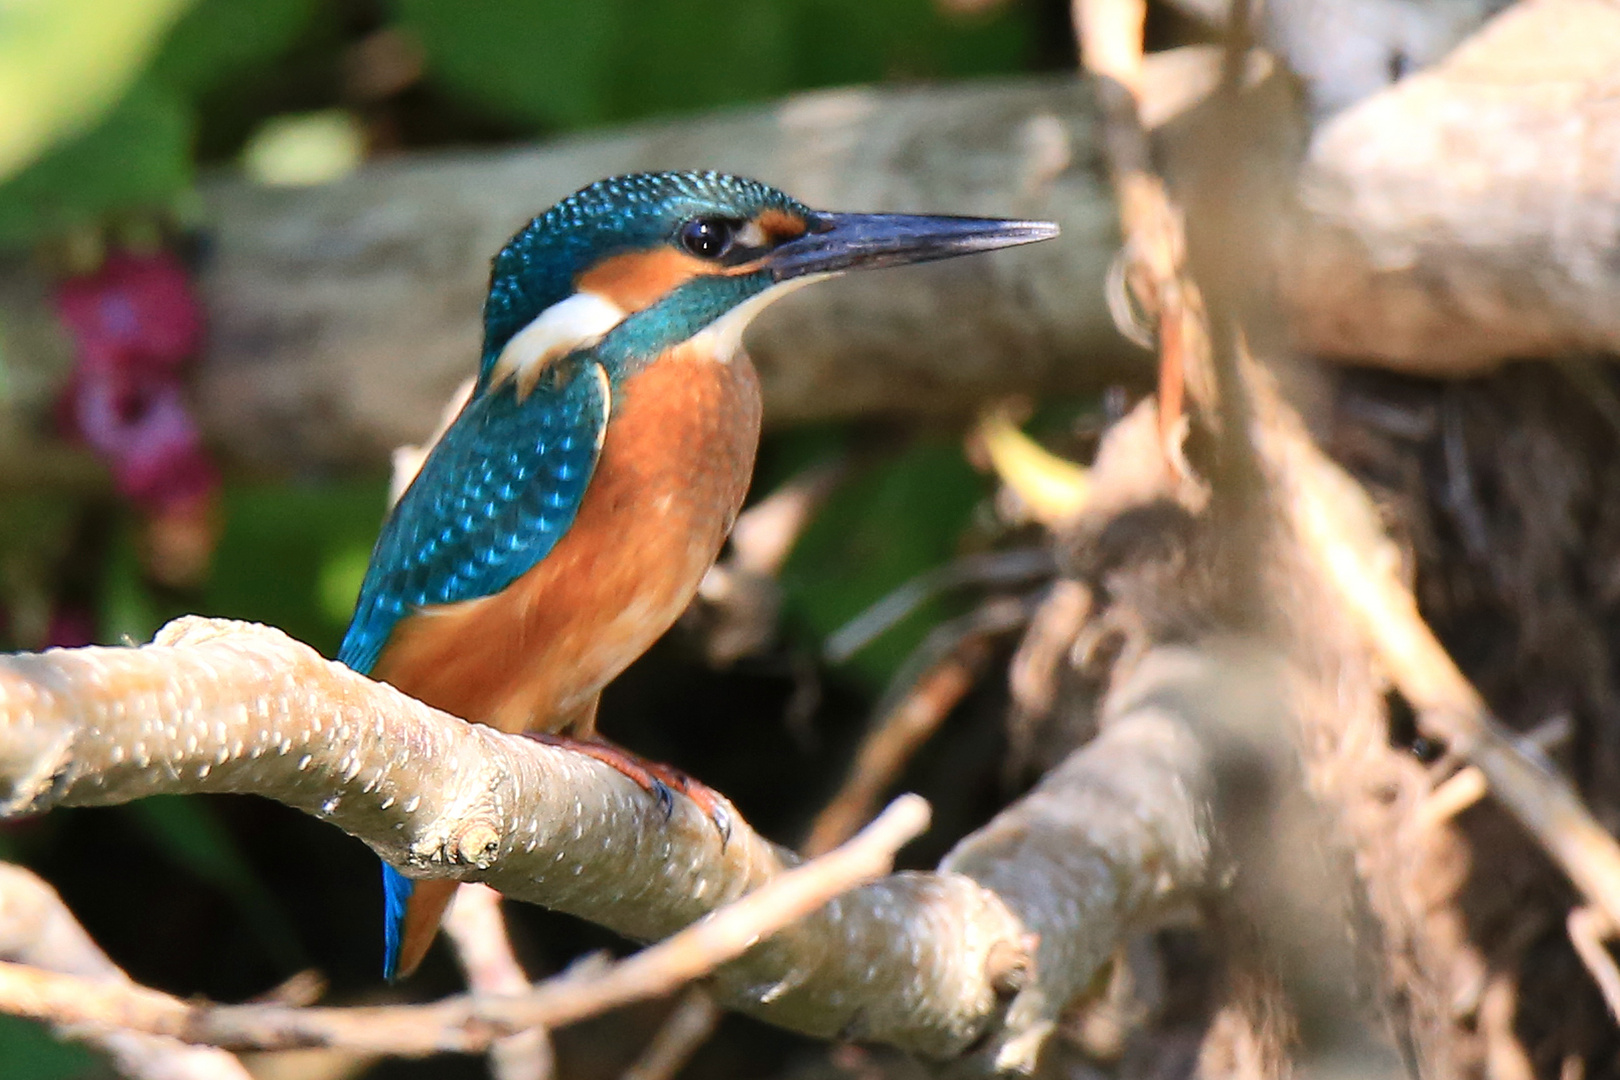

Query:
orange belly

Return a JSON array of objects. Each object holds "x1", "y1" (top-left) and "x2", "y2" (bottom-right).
[{"x1": 372, "y1": 347, "x2": 762, "y2": 735}]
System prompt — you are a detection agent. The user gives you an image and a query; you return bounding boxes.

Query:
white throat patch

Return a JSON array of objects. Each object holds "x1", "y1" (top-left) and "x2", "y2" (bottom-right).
[
  {"x1": 688, "y1": 274, "x2": 826, "y2": 363},
  {"x1": 491, "y1": 290, "x2": 627, "y2": 399}
]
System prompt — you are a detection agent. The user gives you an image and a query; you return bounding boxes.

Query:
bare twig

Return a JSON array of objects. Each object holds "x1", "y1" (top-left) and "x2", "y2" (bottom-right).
[
  {"x1": 824, "y1": 551, "x2": 1052, "y2": 665},
  {"x1": 618, "y1": 990, "x2": 721, "y2": 1080},
  {"x1": 443, "y1": 885, "x2": 552, "y2": 1080},
  {"x1": 1568, "y1": 907, "x2": 1620, "y2": 1020},
  {"x1": 1274, "y1": 411, "x2": 1620, "y2": 937},
  {"x1": 804, "y1": 637, "x2": 993, "y2": 858},
  {"x1": 0, "y1": 862, "x2": 251, "y2": 1080},
  {"x1": 0, "y1": 798, "x2": 929, "y2": 1054}
]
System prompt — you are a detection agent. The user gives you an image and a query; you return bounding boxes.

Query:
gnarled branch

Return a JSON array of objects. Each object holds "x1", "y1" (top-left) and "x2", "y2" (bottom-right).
[{"x1": 0, "y1": 615, "x2": 1217, "y2": 1068}]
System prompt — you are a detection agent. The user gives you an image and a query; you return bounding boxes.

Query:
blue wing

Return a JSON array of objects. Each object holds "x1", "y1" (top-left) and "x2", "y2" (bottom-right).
[{"x1": 339, "y1": 357, "x2": 609, "y2": 676}]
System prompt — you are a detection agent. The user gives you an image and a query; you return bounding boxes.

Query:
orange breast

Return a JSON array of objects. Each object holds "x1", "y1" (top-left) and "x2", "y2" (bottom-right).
[{"x1": 371, "y1": 347, "x2": 762, "y2": 736}]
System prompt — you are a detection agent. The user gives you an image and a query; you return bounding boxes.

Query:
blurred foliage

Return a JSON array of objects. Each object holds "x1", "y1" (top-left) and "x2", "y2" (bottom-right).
[
  {"x1": 100, "y1": 479, "x2": 387, "y2": 653},
  {"x1": 0, "y1": 1015, "x2": 98, "y2": 1080},
  {"x1": 0, "y1": 80, "x2": 194, "y2": 246},
  {"x1": 0, "y1": 0, "x2": 1033, "y2": 247},
  {"x1": 782, "y1": 439, "x2": 988, "y2": 685},
  {"x1": 0, "y1": 0, "x2": 192, "y2": 185},
  {"x1": 396, "y1": 0, "x2": 1028, "y2": 129},
  {"x1": 0, "y1": 0, "x2": 317, "y2": 245}
]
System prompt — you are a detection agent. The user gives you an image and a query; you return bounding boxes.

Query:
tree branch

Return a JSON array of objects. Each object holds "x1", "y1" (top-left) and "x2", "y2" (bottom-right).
[
  {"x1": 0, "y1": 796, "x2": 929, "y2": 1054},
  {"x1": 0, "y1": 862, "x2": 252, "y2": 1080},
  {"x1": 0, "y1": 615, "x2": 1221, "y2": 1068},
  {"x1": 5, "y1": 8, "x2": 1613, "y2": 472},
  {"x1": 1286, "y1": 0, "x2": 1620, "y2": 373}
]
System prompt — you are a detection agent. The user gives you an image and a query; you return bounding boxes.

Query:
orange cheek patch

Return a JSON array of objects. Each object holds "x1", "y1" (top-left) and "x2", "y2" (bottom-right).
[
  {"x1": 756, "y1": 209, "x2": 808, "y2": 242},
  {"x1": 577, "y1": 249, "x2": 713, "y2": 313}
]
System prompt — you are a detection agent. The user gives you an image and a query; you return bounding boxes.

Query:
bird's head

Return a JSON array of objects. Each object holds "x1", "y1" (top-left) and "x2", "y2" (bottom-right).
[{"x1": 479, "y1": 171, "x2": 1057, "y2": 395}]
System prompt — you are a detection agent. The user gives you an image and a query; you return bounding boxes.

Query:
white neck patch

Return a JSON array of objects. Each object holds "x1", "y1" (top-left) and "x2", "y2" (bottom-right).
[
  {"x1": 687, "y1": 274, "x2": 826, "y2": 363},
  {"x1": 490, "y1": 290, "x2": 627, "y2": 400}
]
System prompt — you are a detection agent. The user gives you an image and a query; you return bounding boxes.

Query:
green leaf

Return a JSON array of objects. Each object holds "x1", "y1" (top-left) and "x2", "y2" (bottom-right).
[
  {"x1": 397, "y1": 0, "x2": 628, "y2": 130},
  {"x1": 149, "y1": 0, "x2": 317, "y2": 97},
  {"x1": 781, "y1": 437, "x2": 986, "y2": 685},
  {"x1": 199, "y1": 479, "x2": 389, "y2": 658},
  {"x1": 0, "y1": 79, "x2": 193, "y2": 248},
  {"x1": 0, "y1": 0, "x2": 194, "y2": 182},
  {"x1": 609, "y1": 0, "x2": 794, "y2": 119},
  {"x1": 397, "y1": 0, "x2": 1031, "y2": 133},
  {"x1": 786, "y1": 0, "x2": 1029, "y2": 88},
  {"x1": 0, "y1": 1015, "x2": 101, "y2": 1080}
]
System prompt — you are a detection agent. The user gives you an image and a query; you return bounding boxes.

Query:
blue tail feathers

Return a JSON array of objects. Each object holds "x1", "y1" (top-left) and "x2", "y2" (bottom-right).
[{"x1": 381, "y1": 863, "x2": 415, "y2": 982}]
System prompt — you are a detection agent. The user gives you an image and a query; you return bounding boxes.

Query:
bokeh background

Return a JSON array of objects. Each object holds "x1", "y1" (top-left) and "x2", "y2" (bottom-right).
[{"x1": 0, "y1": 2, "x2": 1091, "y2": 1077}]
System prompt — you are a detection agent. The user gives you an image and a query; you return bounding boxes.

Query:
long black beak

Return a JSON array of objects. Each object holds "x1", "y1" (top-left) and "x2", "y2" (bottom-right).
[{"x1": 765, "y1": 212, "x2": 1059, "y2": 280}]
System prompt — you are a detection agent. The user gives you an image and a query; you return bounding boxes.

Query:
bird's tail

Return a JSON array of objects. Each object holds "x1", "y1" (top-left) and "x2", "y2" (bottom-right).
[
  {"x1": 381, "y1": 863, "x2": 459, "y2": 981},
  {"x1": 381, "y1": 864, "x2": 414, "y2": 980}
]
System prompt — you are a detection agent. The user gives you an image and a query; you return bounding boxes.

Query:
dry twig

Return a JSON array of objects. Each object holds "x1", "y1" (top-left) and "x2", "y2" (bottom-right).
[
  {"x1": 443, "y1": 885, "x2": 553, "y2": 1080},
  {"x1": 0, "y1": 862, "x2": 252, "y2": 1080},
  {"x1": 804, "y1": 636, "x2": 993, "y2": 858},
  {"x1": 617, "y1": 991, "x2": 722, "y2": 1080},
  {"x1": 0, "y1": 798, "x2": 929, "y2": 1054},
  {"x1": 1274, "y1": 411, "x2": 1620, "y2": 940}
]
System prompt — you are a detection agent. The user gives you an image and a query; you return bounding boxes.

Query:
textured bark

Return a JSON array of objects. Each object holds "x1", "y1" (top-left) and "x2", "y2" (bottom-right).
[
  {"x1": 0, "y1": 615, "x2": 1213, "y2": 1067},
  {"x1": 1286, "y1": 0, "x2": 1620, "y2": 372}
]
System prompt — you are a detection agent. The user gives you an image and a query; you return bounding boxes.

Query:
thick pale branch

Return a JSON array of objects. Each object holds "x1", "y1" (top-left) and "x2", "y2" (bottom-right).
[
  {"x1": 0, "y1": 617, "x2": 1022, "y2": 1057},
  {"x1": 944, "y1": 645, "x2": 1214, "y2": 1072},
  {"x1": 1287, "y1": 0, "x2": 1620, "y2": 372},
  {"x1": 0, "y1": 617, "x2": 1223, "y2": 1067}
]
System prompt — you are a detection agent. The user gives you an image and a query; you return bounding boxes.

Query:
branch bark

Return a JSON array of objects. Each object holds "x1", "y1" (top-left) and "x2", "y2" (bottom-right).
[
  {"x1": 188, "y1": 77, "x2": 1131, "y2": 472},
  {"x1": 0, "y1": 615, "x2": 1216, "y2": 1069},
  {"x1": 1285, "y1": 0, "x2": 1620, "y2": 373}
]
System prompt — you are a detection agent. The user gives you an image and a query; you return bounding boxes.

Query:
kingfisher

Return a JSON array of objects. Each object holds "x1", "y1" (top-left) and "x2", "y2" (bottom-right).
[{"x1": 338, "y1": 170, "x2": 1057, "y2": 981}]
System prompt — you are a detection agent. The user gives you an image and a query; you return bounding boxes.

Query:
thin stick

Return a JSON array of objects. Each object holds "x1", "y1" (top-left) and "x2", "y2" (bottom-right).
[
  {"x1": 0, "y1": 797, "x2": 930, "y2": 1054},
  {"x1": 0, "y1": 863, "x2": 252, "y2": 1080},
  {"x1": 618, "y1": 990, "x2": 721, "y2": 1080},
  {"x1": 1568, "y1": 907, "x2": 1620, "y2": 1019},
  {"x1": 1279, "y1": 420, "x2": 1620, "y2": 934},
  {"x1": 804, "y1": 641, "x2": 991, "y2": 858},
  {"x1": 443, "y1": 885, "x2": 552, "y2": 1080}
]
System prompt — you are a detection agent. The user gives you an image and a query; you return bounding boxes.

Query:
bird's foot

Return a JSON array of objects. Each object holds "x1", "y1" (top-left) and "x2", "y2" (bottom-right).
[{"x1": 524, "y1": 733, "x2": 732, "y2": 845}]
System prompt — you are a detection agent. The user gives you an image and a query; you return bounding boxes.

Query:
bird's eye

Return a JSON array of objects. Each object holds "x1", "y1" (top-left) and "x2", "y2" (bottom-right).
[{"x1": 678, "y1": 217, "x2": 735, "y2": 260}]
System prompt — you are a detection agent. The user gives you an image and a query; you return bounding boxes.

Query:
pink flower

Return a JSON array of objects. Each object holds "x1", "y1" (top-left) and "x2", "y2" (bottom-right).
[
  {"x1": 54, "y1": 250, "x2": 218, "y2": 514},
  {"x1": 55, "y1": 251, "x2": 203, "y2": 377}
]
